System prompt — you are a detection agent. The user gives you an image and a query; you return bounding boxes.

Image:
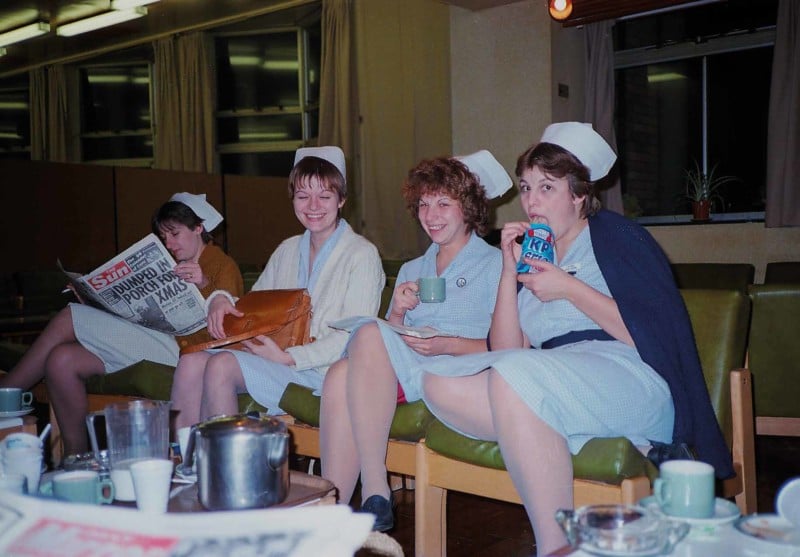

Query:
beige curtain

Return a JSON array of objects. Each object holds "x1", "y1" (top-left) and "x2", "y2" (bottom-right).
[
  {"x1": 153, "y1": 32, "x2": 216, "y2": 173},
  {"x1": 29, "y1": 68, "x2": 47, "y2": 160},
  {"x1": 318, "y1": 0, "x2": 359, "y2": 225},
  {"x1": 584, "y1": 20, "x2": 624, "y2": 214},
  {"x1": 354, "y1": 0, "x2": 452, "y2": 259},
  {"x1": 765, "y1": 0, "x2": 800, "y2": 227},
  {"x1": 46, "y1": 65, "x2": 79, "y2": 162}
]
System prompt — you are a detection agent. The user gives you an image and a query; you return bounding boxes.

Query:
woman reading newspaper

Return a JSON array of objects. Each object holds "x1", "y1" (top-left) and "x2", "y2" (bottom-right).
[
  {"x1": 319, "y1": 152, "x2": 507, "y2": 531},
  {"x1": 0, "y1": 193, "x2": 243, "y2": 457}
]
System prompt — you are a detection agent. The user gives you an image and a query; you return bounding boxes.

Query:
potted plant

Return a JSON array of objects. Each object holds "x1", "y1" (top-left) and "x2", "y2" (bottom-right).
[{"x1": 684, "y1": 161, "x2": 737, "y2": 221}]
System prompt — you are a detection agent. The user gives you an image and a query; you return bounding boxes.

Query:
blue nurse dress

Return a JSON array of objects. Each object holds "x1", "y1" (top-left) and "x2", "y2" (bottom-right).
[
  {"x1": 348, "y1": 232, "x2": 502, "y2": 402},
  {"x1": 420, "y1": 225, "x2": 675, "y2": 454}
]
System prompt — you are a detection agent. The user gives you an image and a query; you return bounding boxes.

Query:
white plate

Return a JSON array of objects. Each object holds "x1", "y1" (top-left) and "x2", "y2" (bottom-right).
[
  {"x1": 639, "y1": 495, "x2": 740, "y2": 527},
  {"x1": 0, "y1": 407, "x2": 34, "y2": 418},
  {"x1": 734, "y1": 514, "x2": 800, "y2": 546}
]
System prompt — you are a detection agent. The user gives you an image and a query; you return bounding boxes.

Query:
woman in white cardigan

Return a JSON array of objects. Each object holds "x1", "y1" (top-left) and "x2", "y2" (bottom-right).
[{"x1": 171, "y1": 147, "x2": 385, "y2": 428}]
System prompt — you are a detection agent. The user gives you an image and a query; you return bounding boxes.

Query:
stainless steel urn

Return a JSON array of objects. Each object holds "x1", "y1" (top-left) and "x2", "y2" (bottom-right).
[{"x1": 183, "y1": 414, "x2": 290, "y2": 510}]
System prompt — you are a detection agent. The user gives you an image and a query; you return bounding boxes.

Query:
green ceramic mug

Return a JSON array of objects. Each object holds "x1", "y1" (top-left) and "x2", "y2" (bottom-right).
[
  {"x1": 0, "y1": 388, "x2": 33, "y2": 412},
  {"x1": 43, "y1": 470, "x2": 115, "y2": 504},
  {"x1": 654, "y1": 460, "x2": 715, "y2": 519},
  {"x1": 417, "y1": 277, "x2": 446, "y2": 303}
]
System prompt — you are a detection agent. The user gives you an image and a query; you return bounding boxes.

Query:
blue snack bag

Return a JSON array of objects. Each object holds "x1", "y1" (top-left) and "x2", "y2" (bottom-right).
[{"x1": 516, "y1": 223, "x2": 555, "y2": 273}]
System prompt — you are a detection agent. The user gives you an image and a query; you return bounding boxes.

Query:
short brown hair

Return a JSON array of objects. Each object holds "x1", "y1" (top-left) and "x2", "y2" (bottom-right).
[
  {"x1": 288, "y1": 156, "x2": 347, "y2": 200},
  {"x1": 402, "y1": 157, "x2": 490, "y2": 236},
  {"x1": 515, "y1": 142, "x2": 601, "y2": 218},
  {"x1": 152, "y1": 201, "x2": 212, "y2": 243}
]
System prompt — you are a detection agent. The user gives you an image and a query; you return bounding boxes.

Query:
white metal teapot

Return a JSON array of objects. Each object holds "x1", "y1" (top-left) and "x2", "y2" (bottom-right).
[{"x1": 183, "y1": 414, "x2": 290, "y2": 511}]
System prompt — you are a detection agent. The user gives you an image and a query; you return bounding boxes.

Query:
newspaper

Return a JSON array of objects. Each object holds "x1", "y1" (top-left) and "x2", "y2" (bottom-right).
[
  {"x1": 330, "y1": 316, "x2": 456, "y2": 339},
  {"x1": 0, "y1": 491, "x2": 373, "y2": 557},
  {"x1": 59, "y1": 234, "x2": 207, "y2": 336}
]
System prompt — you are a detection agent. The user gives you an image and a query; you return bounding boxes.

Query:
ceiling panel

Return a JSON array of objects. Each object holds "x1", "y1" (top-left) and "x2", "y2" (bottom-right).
[{"x1": 0, "y1": 0, "x2": 318, "y2": 77}]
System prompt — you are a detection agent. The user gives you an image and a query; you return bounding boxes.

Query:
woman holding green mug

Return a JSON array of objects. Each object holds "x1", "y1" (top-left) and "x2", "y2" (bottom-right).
[{"x1": 319, "y1": 151, "x2": 509, "y2": 531}]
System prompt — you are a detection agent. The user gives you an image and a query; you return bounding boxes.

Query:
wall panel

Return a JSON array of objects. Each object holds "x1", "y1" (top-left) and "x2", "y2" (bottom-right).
[
  {"x1": 114, "y1": 167, "x2": 224, "y2": 253},
  {"x1": 0, "y1": 159, "x2": 115, "y2": 273},
  {"x1": 224, "y1": 174, "x2": 303, "y2": 267}
]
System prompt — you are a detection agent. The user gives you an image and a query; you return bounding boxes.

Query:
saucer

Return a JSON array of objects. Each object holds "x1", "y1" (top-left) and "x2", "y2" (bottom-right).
[
  {"x1": 639, "y1": 496, "x2": 740, "y2": 531},
  {"x1": 174, "y1": 463, "x2": 197, "y2": 483},
  {"x1": 734, "y1": 514, "x2": 800, "y2": 546},
  {"x1": 0, "y1": 407, "x2": 35, "y2": 418}
]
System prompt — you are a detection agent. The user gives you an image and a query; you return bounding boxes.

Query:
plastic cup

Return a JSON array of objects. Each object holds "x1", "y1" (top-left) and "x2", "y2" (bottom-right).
[
  {"x1": 0, "y1": 472, "x2": 28, "y2": 494},
  {"x1": 2, "y1": 447, "x2": 42, "y2": 493},
  {"x1": 130, "y1": 458, "x2": 174, "y2": 513}
]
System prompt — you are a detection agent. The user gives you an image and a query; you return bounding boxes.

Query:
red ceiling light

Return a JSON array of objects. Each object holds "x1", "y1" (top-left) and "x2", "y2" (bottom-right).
[{"x1": 549, "y1": 0, "x2": 573, "y2": 21}]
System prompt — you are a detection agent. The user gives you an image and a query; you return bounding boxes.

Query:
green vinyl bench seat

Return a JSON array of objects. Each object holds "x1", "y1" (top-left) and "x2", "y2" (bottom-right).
[
  {"x1": 279, "y1": 381, "x2": 437, "y2": 442},
  {"x1": 424, "y1": 420, "x2": 657, "y2": 485}
]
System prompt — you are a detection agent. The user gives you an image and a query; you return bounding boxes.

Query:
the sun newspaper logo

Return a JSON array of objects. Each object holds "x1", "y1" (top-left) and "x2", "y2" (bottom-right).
[{"x1": 87, "y1": 260, "x2": 133, "y2": 291}]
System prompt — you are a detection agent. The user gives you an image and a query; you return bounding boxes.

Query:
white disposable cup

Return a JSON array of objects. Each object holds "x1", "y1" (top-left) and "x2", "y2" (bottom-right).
[
  {"x1": 777, "y1": 477, "x2": 800, "y2": 527},
  {"x1": 2, "y1": 432, "x2": 42, "y2": 452},
  {"x1": 0, "y1": 472, "x2": 28, "y2": 494},
  {"x1": 130, "y1": 458, "x2": 173, "y2": 513},
  {"x1": 2, "y1": 448, "x2": 42, "y2": 493},
  {"x1": 177, "y1": 427, "x2": 192, "y2": 464}
]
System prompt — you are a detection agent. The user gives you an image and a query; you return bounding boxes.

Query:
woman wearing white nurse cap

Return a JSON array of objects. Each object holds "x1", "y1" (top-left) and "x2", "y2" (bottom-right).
[
  {"x1": 455, "y1": 149, "x2": 513, "y2": 200},
  {"x1": 293, "y1": 146, "x2": 347, "y2": 182},
  {"x1": 539, "y1": 121, "x2": 617, "y2": 181},
  {"x1": 169, "y1": 192, "x2": 224, "y2": 232}
]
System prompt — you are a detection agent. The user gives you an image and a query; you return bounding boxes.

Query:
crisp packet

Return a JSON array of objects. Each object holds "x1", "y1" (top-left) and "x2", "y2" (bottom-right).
[{"x1": 516, "y1": 223, "x2": 555, "y2": 273}]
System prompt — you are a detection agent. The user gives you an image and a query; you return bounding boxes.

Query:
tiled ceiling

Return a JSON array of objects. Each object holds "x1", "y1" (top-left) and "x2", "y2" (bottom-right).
[{"x1": 0, "y1": 0, "x2": 317, "y2": 77}]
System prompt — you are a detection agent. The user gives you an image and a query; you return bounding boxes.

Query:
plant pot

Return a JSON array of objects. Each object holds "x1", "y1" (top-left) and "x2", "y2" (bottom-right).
[{"x1": 692, "y1": 200, "x2": 711, "y2": 221}]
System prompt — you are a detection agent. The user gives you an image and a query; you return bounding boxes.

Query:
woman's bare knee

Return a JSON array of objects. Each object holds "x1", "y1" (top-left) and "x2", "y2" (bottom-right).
[
  {"x1": 204, "y1": 352, "x2": 242, "y2": 391},
  {"x1": 349, "y1": 322, "x2": 382, "y2": 351}
]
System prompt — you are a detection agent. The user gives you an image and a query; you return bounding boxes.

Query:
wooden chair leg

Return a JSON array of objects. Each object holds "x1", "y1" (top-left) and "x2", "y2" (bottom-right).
[
  {"x1": 415, "y1": 442, "x2": 447, "y2": 557},
  {"x1": 620, "y1": 476, "x2": 652, "y2": 505},
  {"x1": 731, "y1": 368, "x2": 757, "y2": 514},
  {"x1": 389, "y1": 473, "x2": 405, "y2": 491}
]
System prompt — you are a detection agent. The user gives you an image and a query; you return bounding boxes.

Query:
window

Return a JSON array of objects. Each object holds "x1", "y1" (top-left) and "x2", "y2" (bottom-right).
[
  {"x1": 0, "y1": 74, "x2": 31, "y2": 160},
  {"x1": 614, "y1": 0, "x2": 777, "y2": 222},
  {"x1": 215, "y1": 20, "x2": 321, "y2": 177},
  {"x1": 79, "y1": 62, "x2": 154, "y2": 166}
]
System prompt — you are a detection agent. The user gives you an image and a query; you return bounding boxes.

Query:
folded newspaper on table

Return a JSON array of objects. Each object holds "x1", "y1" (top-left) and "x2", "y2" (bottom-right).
[
  {"x1": 58, "y1": 233, "x2": 207, "y2": 336},
  {"x1": 0, "y1": 491, "x2": 373, "y2": 557},
  {"x1": 330, "y1": 316, "x2": 456, "y2": 339}
]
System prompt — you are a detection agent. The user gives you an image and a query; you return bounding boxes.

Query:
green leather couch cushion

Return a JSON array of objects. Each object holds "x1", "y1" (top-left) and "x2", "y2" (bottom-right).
[
  {"x1": 85, "y1": 359, "x2": 268, "y2": 413},
  {"x1": 749, "y1": 284, "x2": 800, "y2": 417},
  {"x1": 671, "y1": 263, "x2": 754, "y2": 294},
  {"x1": 279, "y1": 382, "x2": 436, "y2": 441},
  {"x1": 424, "y1": 419, "x2": 657, "y2": 484},
  {"x1": 85, "y1": 360, "x2": 175, "y2": 399}
]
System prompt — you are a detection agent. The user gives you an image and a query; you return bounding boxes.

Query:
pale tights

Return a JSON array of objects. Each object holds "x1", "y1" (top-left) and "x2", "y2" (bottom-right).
[
  {"x1": 423, "y1": 370, "x2": 572, "y2": 556},
  {"x1": 0, "y1": 307, "x2": 105, "y2": 455},
  {"x1": 171, "y1": 350, "x2": 245, "y2": 430},
  {"x1": 320, "y1": 323, "x2": 396, "y2": 504}
]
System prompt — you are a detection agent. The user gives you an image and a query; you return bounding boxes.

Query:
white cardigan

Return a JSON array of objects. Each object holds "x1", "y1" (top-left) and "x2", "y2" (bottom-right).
[{"x1": 208, "y1": 225, "x2": 385, "y2": 373}]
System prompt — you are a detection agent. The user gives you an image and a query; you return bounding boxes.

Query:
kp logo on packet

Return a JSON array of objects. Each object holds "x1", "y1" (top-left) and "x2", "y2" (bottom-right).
[{"x1": 516, "y1": 223, "x2": 555, "y2": 273}]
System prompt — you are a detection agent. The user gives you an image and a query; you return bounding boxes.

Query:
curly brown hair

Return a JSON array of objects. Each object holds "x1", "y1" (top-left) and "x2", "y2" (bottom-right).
[
  {"x1": 401, "y1": 157, "x2": 490, "y2": 236},
  {"x1": 515, "y1": 142, "x2": 601, "y2": 218}
]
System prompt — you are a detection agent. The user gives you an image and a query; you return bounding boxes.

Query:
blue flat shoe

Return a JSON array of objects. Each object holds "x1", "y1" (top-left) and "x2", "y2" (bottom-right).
[{"x1": 359, "y1": 494, "x2": 395, "y2": 532}]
